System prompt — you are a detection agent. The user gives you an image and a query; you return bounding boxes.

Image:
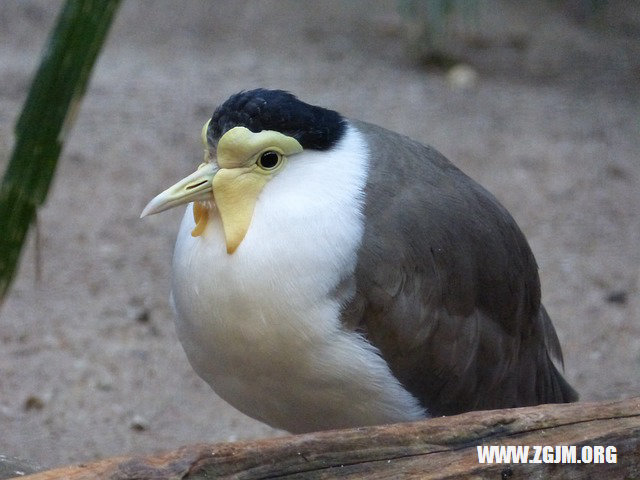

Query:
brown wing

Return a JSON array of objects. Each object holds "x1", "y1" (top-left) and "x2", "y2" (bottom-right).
[{"x1": 342, "y1": 120, "x2": 577, "y2": 416}]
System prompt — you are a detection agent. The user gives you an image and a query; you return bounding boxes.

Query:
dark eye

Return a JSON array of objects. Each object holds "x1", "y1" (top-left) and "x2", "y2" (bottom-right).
[{"x1": 258, "y1": 151, "x2": 281, "y2": 170}]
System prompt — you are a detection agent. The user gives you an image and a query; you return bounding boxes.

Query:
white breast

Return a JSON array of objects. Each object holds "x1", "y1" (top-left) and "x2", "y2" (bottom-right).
[{"x1": 171, "y1": 124, "x2": 425, "y2": 432}]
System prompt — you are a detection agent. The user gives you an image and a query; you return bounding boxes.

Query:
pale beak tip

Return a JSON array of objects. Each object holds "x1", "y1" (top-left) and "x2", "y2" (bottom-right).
[
  {"x1": 140, "y1": 204, "x2": 151, "y2": 219},
  {"x1": 140, "y1": 197, "x2": 161, "y2": 219}
]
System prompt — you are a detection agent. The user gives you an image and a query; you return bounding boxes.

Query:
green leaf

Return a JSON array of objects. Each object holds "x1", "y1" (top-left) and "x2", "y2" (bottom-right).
[{"x1": 0, "y1": 0, "x2": 122, "y2": 304}]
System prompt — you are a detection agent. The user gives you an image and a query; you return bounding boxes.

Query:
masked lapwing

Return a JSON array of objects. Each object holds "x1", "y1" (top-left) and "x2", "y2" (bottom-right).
[{"x1": 141, "y1": 89, "x2": 577, "y2": 433}]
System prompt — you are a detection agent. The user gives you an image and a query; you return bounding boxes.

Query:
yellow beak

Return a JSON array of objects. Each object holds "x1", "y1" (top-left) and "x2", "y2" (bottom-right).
[{"x1": 140, "y1": 162, "x2": 217, "y2": 218}]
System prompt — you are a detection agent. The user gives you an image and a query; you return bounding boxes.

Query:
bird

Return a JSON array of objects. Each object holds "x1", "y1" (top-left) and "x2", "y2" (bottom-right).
[{"x1": 141, "y1": 89, "x2": 578, "y2": 433}]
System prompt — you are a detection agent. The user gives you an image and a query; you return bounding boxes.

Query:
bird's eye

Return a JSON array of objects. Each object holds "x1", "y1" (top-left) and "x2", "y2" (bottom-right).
[{"x1": 257, "y1": 151, "x2": 281, "y2": 170}]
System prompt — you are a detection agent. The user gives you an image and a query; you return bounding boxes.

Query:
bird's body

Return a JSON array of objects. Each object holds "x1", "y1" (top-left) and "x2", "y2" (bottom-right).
[
  {"x1": 142, "y1": 89, "x2": 577, "y2": 433},
  {"x1": 171, "y1": 123, "x2": 425, "y2": 431}
]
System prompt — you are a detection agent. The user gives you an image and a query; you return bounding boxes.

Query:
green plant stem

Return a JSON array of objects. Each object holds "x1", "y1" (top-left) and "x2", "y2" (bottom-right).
[{"x1": 0, "y1": 0, "x2": 122, "y2": 303}]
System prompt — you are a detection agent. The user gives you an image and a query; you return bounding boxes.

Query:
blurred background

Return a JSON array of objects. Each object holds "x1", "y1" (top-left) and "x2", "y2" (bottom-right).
[{"x1": 1, "y1": 0, "x2": 638, "y2": 470}]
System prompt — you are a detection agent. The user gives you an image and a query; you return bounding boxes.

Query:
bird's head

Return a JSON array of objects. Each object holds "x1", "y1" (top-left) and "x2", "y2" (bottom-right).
[{"x1": 140, "y1": 89, "x2": 345, "y2": 254}]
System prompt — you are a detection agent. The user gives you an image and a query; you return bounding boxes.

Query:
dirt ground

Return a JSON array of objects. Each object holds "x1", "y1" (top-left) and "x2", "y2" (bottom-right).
[{"x1": 1, "y1": 0, "x2": 639, "y2": 471}]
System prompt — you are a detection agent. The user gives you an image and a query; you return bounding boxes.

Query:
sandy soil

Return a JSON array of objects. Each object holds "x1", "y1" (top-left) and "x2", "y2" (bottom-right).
[{"x1": 1, "y1": 0, "x2": 639, "y2": 470}]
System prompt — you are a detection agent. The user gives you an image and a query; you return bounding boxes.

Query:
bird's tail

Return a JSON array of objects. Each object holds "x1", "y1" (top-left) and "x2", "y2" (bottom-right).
[
  {"x1": 537, "y1": 353, "x2": 579, "y2": 403},
  {"x1": 536, "y1": 305, "x2": 579, "y2": 403}
]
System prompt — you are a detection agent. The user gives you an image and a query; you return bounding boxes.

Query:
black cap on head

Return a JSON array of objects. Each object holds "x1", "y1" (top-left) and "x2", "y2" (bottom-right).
[{"x1": 208, "y1": 89, "x2": 346, "y2": 151}]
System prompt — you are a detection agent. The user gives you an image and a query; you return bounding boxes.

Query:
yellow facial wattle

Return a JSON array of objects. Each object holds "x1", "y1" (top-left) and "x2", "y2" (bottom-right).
[
  {"x1": 141, "y1": 124, "x2": 303, "y2": 254},
  {"x1": 209, "y1": 127, "x2": 302, "y2": 253},
  {"x1": 191, "y1": 201, "x2": 209, "y2": 237}
]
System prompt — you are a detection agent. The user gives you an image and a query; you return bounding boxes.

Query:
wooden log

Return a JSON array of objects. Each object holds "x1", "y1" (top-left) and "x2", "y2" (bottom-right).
[{"x1": 20, "y1": 396, "x2": 640, "y2": 479}]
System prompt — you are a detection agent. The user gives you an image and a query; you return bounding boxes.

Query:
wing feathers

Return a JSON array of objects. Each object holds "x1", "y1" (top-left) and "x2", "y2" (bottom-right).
[{"x1": 343, "y1": 120, "x2": 577, "y2": 416}]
